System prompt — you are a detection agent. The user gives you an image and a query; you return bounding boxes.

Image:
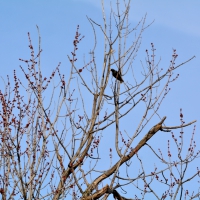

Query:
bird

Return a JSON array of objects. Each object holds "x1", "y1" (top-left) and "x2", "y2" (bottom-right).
[
  {"x1": 111, "y1": 69, "x2": 124, "y2": 83},
  {"x1": 113, "y1": 190, "x2": 121, "y2": 199}
]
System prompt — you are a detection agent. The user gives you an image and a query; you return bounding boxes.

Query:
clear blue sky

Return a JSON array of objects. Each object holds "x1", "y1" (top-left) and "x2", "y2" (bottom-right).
[{"x1": 0, "y1": 1, "x2": 199, "y2": 199}]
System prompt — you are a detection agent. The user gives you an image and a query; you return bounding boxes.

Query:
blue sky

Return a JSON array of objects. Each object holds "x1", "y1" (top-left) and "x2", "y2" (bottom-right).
[{"x1": 0, "y1": 1, "x2": 199, "y2": 199}]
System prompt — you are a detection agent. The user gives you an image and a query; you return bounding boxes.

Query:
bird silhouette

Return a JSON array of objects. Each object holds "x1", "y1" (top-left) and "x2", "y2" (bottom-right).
[{"x1": 111, "y1": 69, "x2": 124, "y2": 83}]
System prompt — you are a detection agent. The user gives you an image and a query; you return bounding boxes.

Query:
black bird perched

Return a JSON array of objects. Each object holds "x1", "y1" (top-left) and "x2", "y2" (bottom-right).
[{"x1": 111, "y1": 69, "x2": 124, "y2": 83}]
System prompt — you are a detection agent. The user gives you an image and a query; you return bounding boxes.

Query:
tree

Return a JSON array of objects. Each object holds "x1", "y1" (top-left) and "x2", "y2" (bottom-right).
[{"x1": 0, "y1": 0, "x2": 198, "y2": 199}]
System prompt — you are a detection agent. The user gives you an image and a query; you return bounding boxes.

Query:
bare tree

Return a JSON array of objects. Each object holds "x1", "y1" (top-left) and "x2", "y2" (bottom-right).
[{"x1": 0, "y1": 1, "x2": 198, "y2": 200}]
